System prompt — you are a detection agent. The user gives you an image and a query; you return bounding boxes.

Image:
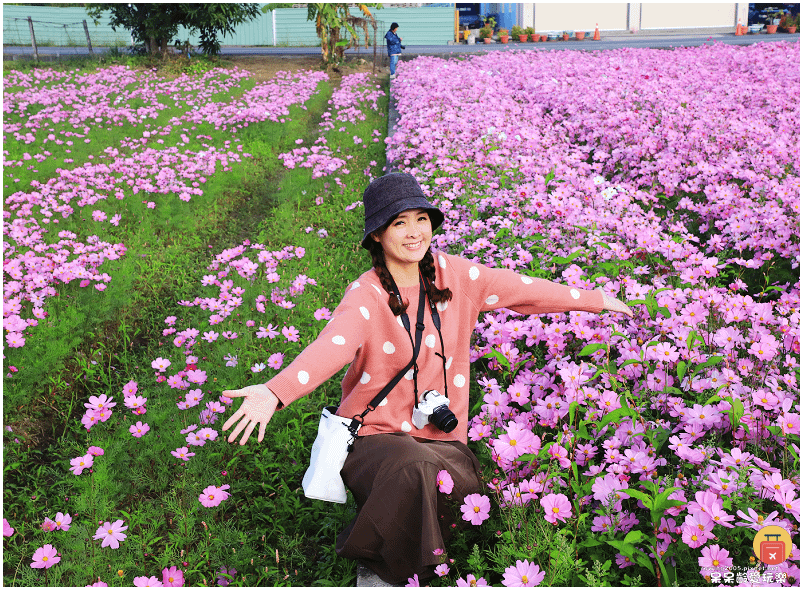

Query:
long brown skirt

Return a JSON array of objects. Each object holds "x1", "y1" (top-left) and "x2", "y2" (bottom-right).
[{"x1": 335, "y1": 433, "x2": 483, "y2": 585}]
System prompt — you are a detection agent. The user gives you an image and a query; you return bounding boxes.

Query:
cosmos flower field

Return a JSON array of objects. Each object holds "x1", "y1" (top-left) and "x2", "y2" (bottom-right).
[{"x1": 4, "y1": 40, "x2": 800, "y2": 587}]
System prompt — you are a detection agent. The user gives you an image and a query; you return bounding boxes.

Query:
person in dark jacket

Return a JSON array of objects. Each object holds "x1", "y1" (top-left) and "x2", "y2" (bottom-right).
[{"x1": 384, "y1": 22, "x2": 404, "y2": 79}]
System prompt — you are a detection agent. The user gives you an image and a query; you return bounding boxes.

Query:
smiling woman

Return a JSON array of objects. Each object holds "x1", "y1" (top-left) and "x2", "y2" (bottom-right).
[{"x1": 222, "y1": 172, "x2": 632, "y2": 584}]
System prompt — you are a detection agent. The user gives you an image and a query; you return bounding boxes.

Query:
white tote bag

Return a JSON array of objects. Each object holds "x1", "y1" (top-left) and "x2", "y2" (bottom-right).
[{"x1": 302, "y1": 406, "x2": 358, "y2": 504}]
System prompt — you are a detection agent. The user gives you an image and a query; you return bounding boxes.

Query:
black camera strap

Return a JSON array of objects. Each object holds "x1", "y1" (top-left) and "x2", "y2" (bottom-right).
[{"x1": 347, "y1": 274, "x2": 427, "y2": 439}]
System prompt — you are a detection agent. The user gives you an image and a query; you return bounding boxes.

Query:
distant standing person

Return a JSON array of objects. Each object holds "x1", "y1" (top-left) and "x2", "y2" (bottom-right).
[{"x1": 385, "y1": 22, "x2": 405, "y2": 80}]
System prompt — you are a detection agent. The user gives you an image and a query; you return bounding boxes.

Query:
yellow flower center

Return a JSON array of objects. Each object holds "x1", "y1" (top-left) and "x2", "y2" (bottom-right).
[
  {"x1": 473, "y1": 506, "x2": 481, "y2": 513},
  {"x1": 43, "y1": 556, "x2": 49, "y2": 562},
  {"x1": 553, "y1": 507, "x2": 560, "y2": 513},
  {"x1": 713, "y1": 559, "x2": 719, "y2": 566},
  {"x1": 209, "y1": 495, "x2": 215, "y2": 501},
  {"x1": 692, "y1": 535, "x2": 698, "y2": 541},
  {"x1": 522, "y1": 576, "x2": 529, "y2": 584}
]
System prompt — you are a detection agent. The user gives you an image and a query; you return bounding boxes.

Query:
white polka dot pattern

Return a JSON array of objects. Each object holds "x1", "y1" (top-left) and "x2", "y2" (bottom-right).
[
  {"x1": 372, "y1": 284, "x2": 382, "y2": 294},
  {"x1": 469, "y1": 266, "x2": 480, "y2": 280},
  {"x1": 438, "y1": 255, "x2": 447, "y2": 268},
  {"x1": 521, "y1": 276, "x2": 533, "y2": 285},
  {"x1": 570, "y1": 289, "x2": 580, "y2": 300},
  {"x1": 454, "y1": 374, "x2": 466, "y2": 388},
  {"x1": 332, "y1": 335, "x2": 346, "y2": 345},
  {"x1": 360, "y1": 306, "x2": 370, "y2": 320},
  {"x1": 404, "y1": 369, "x2": 414, "y2": 380},
  {"x1": 383, "y1": 342, "x2": 395, "y2": 354},
  {"x1": 446, "y1": 357, "x2": 453, "y2": 370},
  {"x1": 351, "y1": 281, "x2": 360, "y2": 290},
  {"x1": 436, "y1": 301, "x2": 448, "y2": 312},
  {"x1": 401, "y1": 421, "x2": 413, "y2": 432},
  {"x1": 379, "y1": 398, "x2": 388, "y2": 406},
  {"x1": 485, "y1": 295, "x2": 499, "y2": 305},
  {"x1": 360, "y1": 372, "x2": 371, "y2": 384},
  {"x1": 298, "y1": 371, "x2": 310, "y2": 385},
  {"x1": 425, "y1": 334, "x2": 435, "y2": 348}
]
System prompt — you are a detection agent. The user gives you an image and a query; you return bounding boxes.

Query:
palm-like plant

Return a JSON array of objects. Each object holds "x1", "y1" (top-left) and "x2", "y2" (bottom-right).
[{"x1": 306, "y1": 3, "x2": 379, "y2": 70}]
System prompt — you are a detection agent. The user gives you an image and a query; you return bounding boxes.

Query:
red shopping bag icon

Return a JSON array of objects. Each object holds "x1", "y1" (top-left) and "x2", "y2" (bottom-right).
[{"x1": 760, "y1": 534, "x2": 785, "y2": 565}]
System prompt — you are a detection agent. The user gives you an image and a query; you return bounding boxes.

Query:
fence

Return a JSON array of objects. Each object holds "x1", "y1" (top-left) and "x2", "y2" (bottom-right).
[{"x1": 2, "y1": 4, "x2": 456, "y2": 51}]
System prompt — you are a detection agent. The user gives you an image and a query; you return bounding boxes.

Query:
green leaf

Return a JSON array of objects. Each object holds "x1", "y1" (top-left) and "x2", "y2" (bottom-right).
[
  {"x1": 579, "y1": 343, "x2": 608, "y2": 356},
  {"x1": 597, "y1": 406, "x2": 636, "y2": 431},
  {"x1": 691, "y1": 356, "x2": 724, "y2": 375},
  {"x1": 623, "y1": 530, "x2": 647, "y2": 545},
  {"x1": 623, "y1": 488, "x2": 652, "y2": 508},
  {"x1": 676, "y1": 361, "x2": 687, "y2": 382}
]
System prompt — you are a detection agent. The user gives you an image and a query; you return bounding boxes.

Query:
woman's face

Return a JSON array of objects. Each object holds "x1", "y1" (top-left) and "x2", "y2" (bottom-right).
[{"x1": 372, "y1": 208, "x2": 432, "y2": 270}]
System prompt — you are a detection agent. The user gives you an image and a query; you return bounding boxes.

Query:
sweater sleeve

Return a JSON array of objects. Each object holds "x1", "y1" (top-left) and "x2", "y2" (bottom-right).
[
  {"x1": 444, "y1": 253, "x2": 605, "y2": 316},
  {"x1": 265, "y1": 279, "x2": 375, "y2": 409}
]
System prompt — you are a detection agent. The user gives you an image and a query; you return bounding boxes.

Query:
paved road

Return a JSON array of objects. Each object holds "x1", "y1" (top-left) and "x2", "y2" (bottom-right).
[{"x1": 4, "y1": 31, "x2": 799, "y2": 60}]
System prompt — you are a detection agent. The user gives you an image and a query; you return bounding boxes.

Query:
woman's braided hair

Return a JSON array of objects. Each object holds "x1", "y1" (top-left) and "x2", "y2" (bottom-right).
[{"x1": 365, "y1": 229, "x2": 453, "y2": 316}]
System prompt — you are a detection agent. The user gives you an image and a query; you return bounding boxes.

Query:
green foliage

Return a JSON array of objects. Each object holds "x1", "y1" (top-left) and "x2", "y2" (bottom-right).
[
  {"x1": 85, "y1": 3, "x2": 261, "y2": 55},
  {"x1": 303, "y1": 3, "x2": 381, "y2": 68},
  {"x1": 3, "y1": 63, "x2": 388, "y2": 587}
]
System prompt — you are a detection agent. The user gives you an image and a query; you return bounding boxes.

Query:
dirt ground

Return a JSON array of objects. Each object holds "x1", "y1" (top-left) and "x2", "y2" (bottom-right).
[{"x1": 223, "y1": 54, "x2": 388, "y2": 84}]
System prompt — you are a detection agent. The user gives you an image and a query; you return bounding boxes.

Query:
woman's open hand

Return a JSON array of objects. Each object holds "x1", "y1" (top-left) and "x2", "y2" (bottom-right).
[
  {"x1": 598, "y1": 288, "x2": 634, "y2": 318},
  {"x1": 222, "y1": 384, "x2": 279, "y2": 445}
]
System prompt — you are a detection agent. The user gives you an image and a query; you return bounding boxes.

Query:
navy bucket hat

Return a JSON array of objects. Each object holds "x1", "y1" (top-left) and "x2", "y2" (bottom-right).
[{"x1": 361, "y1": 173, "x2": 444, "y2": 249}]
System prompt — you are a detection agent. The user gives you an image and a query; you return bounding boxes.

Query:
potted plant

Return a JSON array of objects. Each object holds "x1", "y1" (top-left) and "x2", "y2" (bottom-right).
[
  {"x1": 525, "y1": 27, "x2": 536, "y2": 42},
  {"x1": 479, "y1": 26, "x2": 493, "y2": 43},
  {"x1": 481, "y1": 14, "x2": 496, "y2": 36},
  {"x1": 511, "y1": 24, "x2": 523, "y2": 41},
  {"x1": 575, "y1": 30, "x2": 585, "y2": 40},
  {"x1": 780, "y1": 13, "x2": 797, "y2": 33},
  {"x1": 766, "y1": 23, "x2": 778, "y2": 33},
  {"x1": 499, "y1": 28, "x2": 510, "y2": 43}
]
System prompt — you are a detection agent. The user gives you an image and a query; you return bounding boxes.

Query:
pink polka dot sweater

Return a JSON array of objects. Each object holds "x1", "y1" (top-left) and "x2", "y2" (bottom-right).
[{"x1": 265, "y1": 251, "x2": 604, "y2": 444}]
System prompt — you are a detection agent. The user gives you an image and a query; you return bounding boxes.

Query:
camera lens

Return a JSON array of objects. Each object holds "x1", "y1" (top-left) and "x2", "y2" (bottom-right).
[{"x1": 429, "y1": 405, "x2": 458, "y2": 433}]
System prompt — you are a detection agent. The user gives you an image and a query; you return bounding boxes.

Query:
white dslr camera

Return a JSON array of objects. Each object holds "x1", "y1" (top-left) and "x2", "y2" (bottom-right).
[{"x1": 411, "y1": 390, "x2": 458, "y2": 433}]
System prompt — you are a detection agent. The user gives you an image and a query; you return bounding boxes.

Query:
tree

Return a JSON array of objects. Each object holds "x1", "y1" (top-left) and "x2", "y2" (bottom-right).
[
  {"x1": 86, "y1": 3, "x2": 261, "y2": 56},
  {"x1": 264, "y1": 3, "x2": 379, "y2": 70}
]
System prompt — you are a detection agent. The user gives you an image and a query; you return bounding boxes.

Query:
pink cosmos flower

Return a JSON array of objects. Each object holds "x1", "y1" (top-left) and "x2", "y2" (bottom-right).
[
  {"x1": 502, "y1": 559, "x2": 545, "y2": 587},
  {"x1": 437, "y1": 470, "x2": 454, "y2": 494},
  {"x1": 171, "y1": 447, "x2": 195, "y2": 461},
  {"x1": 460, "y1": 493, "x2": 491, "y2": 526},
  {"x1": 151, "y1": 357, "x2": 171, "y2": 372},
  {"x1": 314, "y1": 308, "x2": 332, "y2": 320},
  {"x1": 456, "y1": 574, "x2": 489, "y2": 586},
  {"x1": 699, "y1": 544, "x2": 733, "y2": 571},
  {"x1": 197, "y1": 427, "x2": 218, "y2": 442},
  {"x1": 405, "y1": 574, "x2": 420, "y2": 587},
  {"x1": 87, "y1": 579, "x2": 108, "y2": 587},
  {"x1": 93, "y1": 520, "x2": 128, "y2": 548},
  {"x1": 541, "y1": 493, "x2": 573, "y2": 524},
  {"x1": 282, "y1": 325, "x2": 300, "y2": 342},
  {"x1": 54, "y1": 512, "x2": 72, "y2": 531},
  {"x1": 124, "y1": 396, "x2": 147, "y2": 410},
  {"x1": 199, "y1": 484, "x2": 231, "y2": 507},
  {"x1": 268, "y1": 352, "x2": 284, "y2": 370},
  {"x1": 129, "y1": 421, "x2": 150, "y2": 438},
  {"x1": 41, "y1": 518, "x2": 57, "y2": 532},
  {"x1": 70, "y1": 454, "x2": 94, "y2": 475},
  {"x1": 185, "y1": 369, "x2": 207, "y2": 384},
  {"x1": 133, "y1": 575, "x2": 163, "y2": 587},
  {"x1": 682, "y1": 524, "x2": 710, "y2": 549},
  {"x1": 3, "y1": 518, "x2": 14, "y2": 537},
  {"x1": 162, "y1": 566, "x2": 184, "y2": 587},
  {"x1": 88, "y1": 446, "x2": 105, "y2": 456},
  {"x1": 31, "y1": 544, "x2": 60, "y2": 569}
]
